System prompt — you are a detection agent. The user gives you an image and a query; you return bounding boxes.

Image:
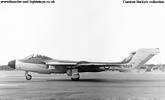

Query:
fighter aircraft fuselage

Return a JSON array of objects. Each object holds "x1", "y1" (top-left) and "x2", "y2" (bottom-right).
[{"x1": 8, "y1": 48, "x2": 160, "y2": 81}]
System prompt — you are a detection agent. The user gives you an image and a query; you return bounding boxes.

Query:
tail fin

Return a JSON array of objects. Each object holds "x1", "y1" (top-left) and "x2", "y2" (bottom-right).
[
  {"x1": 121, "y1": 51, "x2": 136, "y2": 63},
  {"x1": 127, "y1": 48, "x2": 159, "y2": 69}
]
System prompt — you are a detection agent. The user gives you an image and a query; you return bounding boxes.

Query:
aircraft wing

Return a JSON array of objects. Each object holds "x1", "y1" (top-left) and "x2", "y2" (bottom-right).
[
  {"x1": 44, "y1": 51, "x2": 134, "y2": 68},
  {"x1": 44, "y1": 51, "x2": 134, "y2": 69},
  {"x1": 44, "y1": 60, "x2": 125, "y2": 68}
]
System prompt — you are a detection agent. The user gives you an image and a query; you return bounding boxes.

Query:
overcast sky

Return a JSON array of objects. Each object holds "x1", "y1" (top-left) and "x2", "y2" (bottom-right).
[{"x1": 0, "y1": 0, "x2": 164, "y2": 65}]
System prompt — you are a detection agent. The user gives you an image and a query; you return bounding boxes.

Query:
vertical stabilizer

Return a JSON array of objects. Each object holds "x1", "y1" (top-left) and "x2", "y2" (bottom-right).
[{"x1": 127, "y1": 48, "x2": 159, "y2": 69}]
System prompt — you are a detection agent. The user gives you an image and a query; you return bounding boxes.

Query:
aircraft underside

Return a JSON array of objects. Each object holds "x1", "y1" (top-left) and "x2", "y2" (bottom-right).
[
  {"x1": 14, "y1": 60, "x2": 109, "y2": 81},
  {"x1": 24, "y1": 66, "x2": 107, "y2": 81}
]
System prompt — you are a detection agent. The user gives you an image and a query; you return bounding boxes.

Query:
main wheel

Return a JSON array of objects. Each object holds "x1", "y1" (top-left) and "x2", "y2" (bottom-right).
[
  {"x1": 71, "y1": 73, "x2": 80, "y2": 81},
  {"x1": 71, "y1": 77, "x2": 80, "y2": 81},
  {"x1": 26, "y1": 74, "x2": 32, "y2": 80}
]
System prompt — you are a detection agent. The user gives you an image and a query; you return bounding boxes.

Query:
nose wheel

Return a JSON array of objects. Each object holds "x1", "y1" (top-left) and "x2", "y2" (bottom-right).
[{"x1": 25, "y1": 71, "x2": 32, "y2": 80}]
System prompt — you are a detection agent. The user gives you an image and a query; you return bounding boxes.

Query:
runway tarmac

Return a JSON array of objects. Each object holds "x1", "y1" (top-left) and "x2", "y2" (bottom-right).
[{"x1": 0, "y1": 71, "x2": 165, "y2": 100}]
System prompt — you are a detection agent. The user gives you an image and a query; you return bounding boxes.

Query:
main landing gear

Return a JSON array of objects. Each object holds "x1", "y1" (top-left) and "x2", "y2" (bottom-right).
[
  {"x1": 71, "y1": 73, "x2": 80, "y2": 81},
  {"x1": 25, "y1": 71, "x2": 32, "y2": 80},
  {"x1": 67, "y1": 69, "x2": 80, "y2": 81}
]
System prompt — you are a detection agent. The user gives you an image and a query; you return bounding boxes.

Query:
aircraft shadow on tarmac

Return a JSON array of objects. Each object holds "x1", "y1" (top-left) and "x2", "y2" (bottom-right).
[
  {"x1": 46, "y1": 78, "x2": 159, "y2": 83},
  {"x1": 3, "y1": 78, "x2": 163, "y2": 84}
]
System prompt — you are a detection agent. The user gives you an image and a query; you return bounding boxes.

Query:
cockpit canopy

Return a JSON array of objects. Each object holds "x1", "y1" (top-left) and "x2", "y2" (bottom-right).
[{"x1": 25, "y1": 54, "x2": 52, "y2": 60}]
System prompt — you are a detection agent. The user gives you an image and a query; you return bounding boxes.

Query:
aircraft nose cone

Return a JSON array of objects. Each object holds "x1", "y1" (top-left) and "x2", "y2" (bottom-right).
[{"x1": 8, "y1": 60, "x2": 16, "y2": 69}]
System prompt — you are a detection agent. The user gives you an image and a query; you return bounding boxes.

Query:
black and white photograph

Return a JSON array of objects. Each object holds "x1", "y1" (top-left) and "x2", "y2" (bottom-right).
[{"x1": 0, "y1": 0, "x2": 165, "y2": 100}]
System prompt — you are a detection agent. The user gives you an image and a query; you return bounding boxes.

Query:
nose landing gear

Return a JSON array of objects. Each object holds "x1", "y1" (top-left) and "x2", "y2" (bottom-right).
[{"x1": 25, "y1": 71, "x2": 32, "y2": 80}]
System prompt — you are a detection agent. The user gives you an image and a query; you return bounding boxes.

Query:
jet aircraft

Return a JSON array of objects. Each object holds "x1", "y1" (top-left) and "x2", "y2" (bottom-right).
[{"x1": 8, "y1": 48, "x2": 159, "y2": 81}]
